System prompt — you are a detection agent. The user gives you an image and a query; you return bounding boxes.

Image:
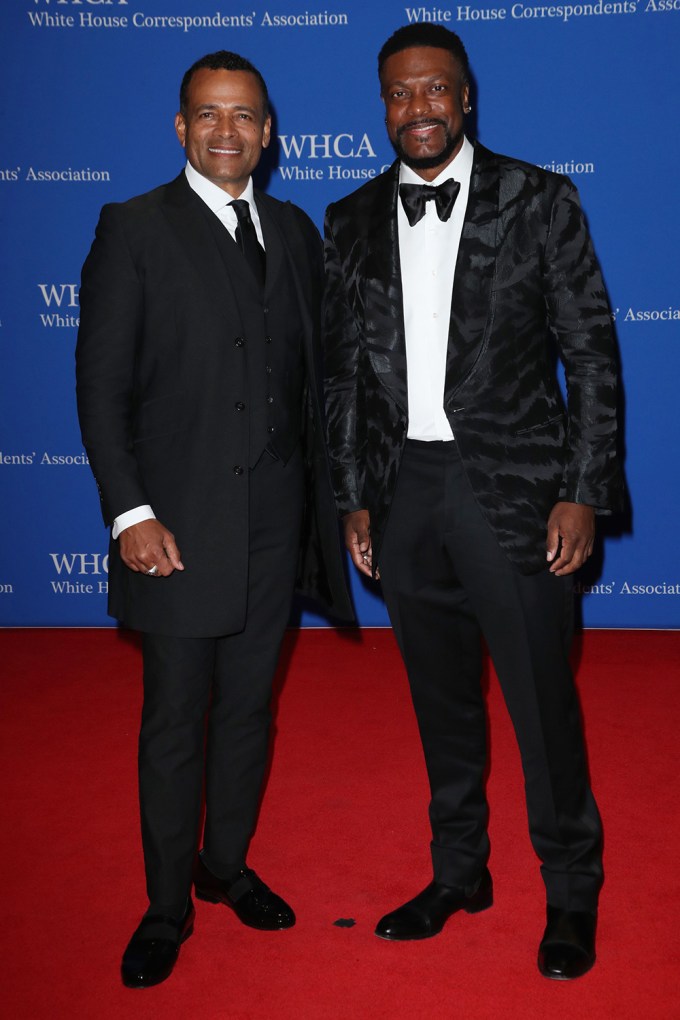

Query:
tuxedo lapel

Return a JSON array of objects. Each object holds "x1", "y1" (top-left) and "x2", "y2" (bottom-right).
[
  {"x1": 360, "y1": 153, "x2": 500, "y2": 414},
  {"x1": 446, "y1": 144, "x2": 500, "y2": 400},
  {"x1": 362, "y1": 163, "x2": 408, "y2": 413}
]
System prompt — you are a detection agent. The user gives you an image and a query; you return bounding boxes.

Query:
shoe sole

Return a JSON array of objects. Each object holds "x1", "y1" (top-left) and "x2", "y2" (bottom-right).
[
  {"x1": 374, "y1": 884, "x2": 493, "y2": 941},
  {"x1": 537, "y1": 953, "x2": 595, "y2": 981},
  {"x1": 194, "y1": 887, "x2": 295, "y2": 930}
]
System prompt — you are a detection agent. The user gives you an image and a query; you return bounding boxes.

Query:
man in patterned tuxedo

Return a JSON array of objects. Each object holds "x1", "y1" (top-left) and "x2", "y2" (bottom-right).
[{"x1": 324, "y1": 24, "x2": 622, "y2": 979}]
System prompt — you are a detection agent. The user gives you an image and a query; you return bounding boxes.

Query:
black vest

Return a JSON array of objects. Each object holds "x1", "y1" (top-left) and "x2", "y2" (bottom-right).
[{"x1": 200, "y1": 199, "x2": 305, "y2": 466}]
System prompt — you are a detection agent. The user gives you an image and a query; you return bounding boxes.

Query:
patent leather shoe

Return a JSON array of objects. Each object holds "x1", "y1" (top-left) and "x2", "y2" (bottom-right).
[
  {"x1": 121, "y1": 899, "x2": 195, "y2": 988},
  {"x1": 538, "y1": 905, "x2": 597, "y2": 980},
  {"x1": 375, "y1": 867, "x2": 493, "y2": 940},
  {"x1": 193, "y1": 851, "x2": 295, "y2": 930}
]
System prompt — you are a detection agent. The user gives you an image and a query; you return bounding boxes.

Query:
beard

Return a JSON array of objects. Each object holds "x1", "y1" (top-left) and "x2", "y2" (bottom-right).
[{"x1": 392, "y1": 118, "x2": 462, "y2": 171}]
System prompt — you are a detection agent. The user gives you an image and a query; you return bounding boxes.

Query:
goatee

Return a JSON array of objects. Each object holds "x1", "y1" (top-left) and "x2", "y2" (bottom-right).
[{"x1": 392, "y1": 122, "x2": 462, "y2": 172}]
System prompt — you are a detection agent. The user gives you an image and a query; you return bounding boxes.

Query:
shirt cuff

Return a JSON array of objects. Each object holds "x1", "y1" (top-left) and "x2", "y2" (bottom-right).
[{"x1": 112, "y1": 505, "x2": 156, "y2": 539}]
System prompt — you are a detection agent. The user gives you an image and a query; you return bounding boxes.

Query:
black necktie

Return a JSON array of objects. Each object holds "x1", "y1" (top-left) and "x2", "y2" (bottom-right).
[
  {"x1": 230, "y1": 199, "x2": 266, "y2": 285},
  {"x1": 399, "y1": 178, "x2": 461, "y2": 227}
]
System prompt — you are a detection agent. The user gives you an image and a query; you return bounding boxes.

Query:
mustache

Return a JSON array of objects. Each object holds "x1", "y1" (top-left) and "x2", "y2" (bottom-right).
[{"x1": 397, "y1": 117, "x2": 447, "y2": 137}]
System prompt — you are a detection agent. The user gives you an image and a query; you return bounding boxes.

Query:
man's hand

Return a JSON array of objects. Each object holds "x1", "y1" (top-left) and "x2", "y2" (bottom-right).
[
  {"x1": 343, "y1": 509, "x2": 375, "y2": 578},
  {"x1": 119, "y1": 519, "x2": 184, "y2": 577},
  {"x1": 546, "y1": 502, "x2": 595, "y2": 576}
]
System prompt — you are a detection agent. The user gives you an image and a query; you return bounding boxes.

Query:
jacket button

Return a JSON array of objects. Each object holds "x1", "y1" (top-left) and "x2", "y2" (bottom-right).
[
  {"x1": 265, "y1": 365, "x2": 272, "y2": 374},
  {"x1": 234, "y1": 336, "x2": 245, "y2": 347},
  {"x1": 267, "y1": 426, "x2": 275, "y2": 434},
  {"x1": 264, "y1": 336, "x2": 272, "y2": 345},
  {"x1": 233, "y1": 465, "x2": 244, "y2": 475},
  {"x1": 235, "y1": 401, "x2": 245, "y2": 411},
  {"x1": 266, "y1": 396, "x2": 274, "y2": 405}
]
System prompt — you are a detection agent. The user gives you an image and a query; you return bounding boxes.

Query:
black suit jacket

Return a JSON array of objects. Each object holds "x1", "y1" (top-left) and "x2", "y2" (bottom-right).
[
  {"x1": 323, "y1": 144, "x2": 623, "y2": 574},
  {"x1": 76, "y1": 172, "x2": 352, "y2": 636}
]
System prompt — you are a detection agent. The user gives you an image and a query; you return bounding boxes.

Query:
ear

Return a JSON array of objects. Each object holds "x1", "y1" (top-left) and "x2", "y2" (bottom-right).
[
  {"x1": 461, "y1": 82, "x2": 470, "y2": 113},
  {"x1": 261, "y1": 114, "x2": 272, "y2": 150},
  {"x1": 175, "y1": 112, "x2": 186, "y2": 148}
]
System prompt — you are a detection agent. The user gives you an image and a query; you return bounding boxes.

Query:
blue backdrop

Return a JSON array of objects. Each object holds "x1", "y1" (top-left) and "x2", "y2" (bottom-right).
[{"x1": 1, "y1": 0, "x2": 679, "y2": 628}]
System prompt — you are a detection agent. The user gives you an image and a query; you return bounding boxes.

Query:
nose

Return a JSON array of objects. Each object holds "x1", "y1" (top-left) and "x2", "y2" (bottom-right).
[
  {"x1": 406, "y1": 89, "x2": 432, "y2": 118},
  {"x1": 213, "y1": 112, "x2": 238, "y2": 138}
]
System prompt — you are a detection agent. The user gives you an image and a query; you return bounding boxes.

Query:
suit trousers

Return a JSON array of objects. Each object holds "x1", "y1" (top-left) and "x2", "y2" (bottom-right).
[
  {"x1": 378, "y1": 440, "x2": 603, "y2": 911},
  {"x1": 138, "y1": 447, "x2": 304, "y2": 914}
]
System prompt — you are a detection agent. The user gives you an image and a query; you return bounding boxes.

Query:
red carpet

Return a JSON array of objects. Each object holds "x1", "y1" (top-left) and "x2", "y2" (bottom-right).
[{"x1": 1, "y1": 628, "x2": 678, "y2": 1019}]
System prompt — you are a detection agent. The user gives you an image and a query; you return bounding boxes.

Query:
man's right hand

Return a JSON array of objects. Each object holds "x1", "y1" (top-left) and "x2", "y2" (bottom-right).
[
  {"x1": 119, "y1": 519, "x2": 184, "y2": 577},
  {"x1": 342, "y1": 509, "x2": 374, "y2": 578}
]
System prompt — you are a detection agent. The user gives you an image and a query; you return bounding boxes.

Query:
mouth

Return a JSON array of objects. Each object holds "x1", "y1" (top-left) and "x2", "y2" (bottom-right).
[
  {"x1": 398, "y1": 119, "x2": 445, "y2": 140},
  {"x1": 208, "y1": 146, "x2": 242, "y2": 156}
]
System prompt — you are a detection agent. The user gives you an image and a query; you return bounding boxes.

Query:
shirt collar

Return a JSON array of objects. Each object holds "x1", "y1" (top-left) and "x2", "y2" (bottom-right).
[
  {"x1": 184, "y1": 161, "x2": 255, "y2": 214},
  {"x1": 399, "y1": 135, "x2": 474, "y2": 187}
]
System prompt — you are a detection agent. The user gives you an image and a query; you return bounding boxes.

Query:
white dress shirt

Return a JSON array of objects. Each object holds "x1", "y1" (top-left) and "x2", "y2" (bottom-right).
[
  {"x1": 112, "y1": 163, "x2": 260, "y2": 538},
  {"x1": 398, "y1": 136, "x2": 474, "y2": 441},
  {"x1": 184, "y1": 160, "x2": 265, "y2": 247}
]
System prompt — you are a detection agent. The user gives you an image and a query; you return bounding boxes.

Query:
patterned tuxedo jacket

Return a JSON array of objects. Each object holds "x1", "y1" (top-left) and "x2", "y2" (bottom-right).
[{"x1": 323, "y1": 143, "x2": 623, "y2": 575}]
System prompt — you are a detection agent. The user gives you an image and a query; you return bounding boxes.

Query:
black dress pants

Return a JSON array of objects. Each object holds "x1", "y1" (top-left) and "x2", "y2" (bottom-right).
[
  {"x1": 138, "y1": 448, "x2": 304, "y2": 914},
  {"x1": 378, "y1": 440, "x2": 602, "y2": 912}
]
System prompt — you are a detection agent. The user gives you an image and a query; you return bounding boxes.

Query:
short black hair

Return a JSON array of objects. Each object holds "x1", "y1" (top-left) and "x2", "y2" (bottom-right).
[
  {"x1": 179, "y1": 50, "x2": 269, "y2": 117},
  {"x1": 378, "y1": 24, "x2": 471, "y2": 87}
]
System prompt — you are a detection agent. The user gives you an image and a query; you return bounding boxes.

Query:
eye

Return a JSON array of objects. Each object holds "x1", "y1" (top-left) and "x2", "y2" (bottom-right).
[
  {"x1": 390, "y1": 89, "x2": 408, "y2": 100},
  {"x1": 431, "y1": 84, "x2": 447, "y2": 93}
]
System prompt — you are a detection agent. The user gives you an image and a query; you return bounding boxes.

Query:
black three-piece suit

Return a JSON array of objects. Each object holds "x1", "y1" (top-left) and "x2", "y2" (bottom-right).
[
  {"x1": 324, "y1": 143, "x2": 623, "y2": 910},
  {"x1": 76, "y1": 171, "x2": 351, "y2": 911}
]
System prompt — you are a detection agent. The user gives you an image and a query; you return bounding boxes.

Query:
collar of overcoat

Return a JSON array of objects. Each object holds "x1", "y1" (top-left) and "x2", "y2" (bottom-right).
[{"x1": 159, "y1": 173, "x2": 316, "y2": 362}]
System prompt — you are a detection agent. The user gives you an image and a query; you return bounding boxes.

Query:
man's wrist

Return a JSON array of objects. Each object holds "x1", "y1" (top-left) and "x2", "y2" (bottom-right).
[{"x1": 112, "y1": 505, "x2": 156, "y2": 539}]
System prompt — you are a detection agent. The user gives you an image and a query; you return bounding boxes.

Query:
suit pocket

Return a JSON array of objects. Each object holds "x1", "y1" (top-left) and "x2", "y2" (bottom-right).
[
  {"x1": 514, "y1": 412, "x2": 564, "y2": 436},
  {"x1": 133, "y1": 393, "x2": 185, "y2": 443}
]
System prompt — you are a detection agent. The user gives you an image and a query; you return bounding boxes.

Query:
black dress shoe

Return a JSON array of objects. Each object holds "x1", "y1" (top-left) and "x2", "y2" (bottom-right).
[
  {"x1": 538, "y1": 905, "x2": 597, "y2": 980},
  {"x1": 375, "y1": 868, "x2": 493, "y2": 941},
  {"x1": 193, "y1": 851, "x2": 295, "y2": 930},
  {"x1": 121, "y1": 899, "x2": 195, "y2": 989}
]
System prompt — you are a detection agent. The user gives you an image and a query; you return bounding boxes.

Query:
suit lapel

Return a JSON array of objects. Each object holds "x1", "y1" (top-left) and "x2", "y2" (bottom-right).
[
  {"x1": 255, "y1": 194, "x2": 285, "y2": 299},
  {"x1": 160, "y1": 172, "x2": 250, "y2": 325},
  {"x1": 445, "y1": 144, "x2": 500, "y2": 400},
  {"x1": 363, "y1": 163, "x2": 409, "y2": 413},
  {"x1": 259, "y1": 193, "x2": 316, "y2": 359}
]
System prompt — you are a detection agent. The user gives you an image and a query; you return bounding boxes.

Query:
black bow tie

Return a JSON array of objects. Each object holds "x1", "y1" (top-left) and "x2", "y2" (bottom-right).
[{"x1": 399, "y1": 178, "x2": 461, "y2": 227}]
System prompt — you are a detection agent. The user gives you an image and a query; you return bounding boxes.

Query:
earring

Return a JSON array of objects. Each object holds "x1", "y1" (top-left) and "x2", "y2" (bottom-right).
[{"x1": 465, "y1": 105, "x2": 472, "y2": 114}]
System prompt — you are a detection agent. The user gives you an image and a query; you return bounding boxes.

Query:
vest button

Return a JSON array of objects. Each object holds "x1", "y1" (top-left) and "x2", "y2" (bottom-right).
[
  {"x1": 233, "y1": 465, "x2": 244, "y2": 475},
  {"x1": 264, "y1": 336, "x2": 272, "y2": 344},
  {"x1": 265, "y1": 365, "x2": 272, "y2": 374},
  {"x1": 234, "y1": 401, "x2": 245, "y2": 411},
  {"x1": 267, "y1": 426, "x2": 275, "y2": 434},
  {"x1": 266, "y1": 396, "x2": 274, "y2": 405},
  {"x1": 234, "y1": 336, "x2": 245, "y2": 347}
]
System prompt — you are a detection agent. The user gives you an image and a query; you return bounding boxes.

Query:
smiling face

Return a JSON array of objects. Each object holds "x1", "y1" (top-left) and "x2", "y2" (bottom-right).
[
  {"x1": 380, "y1": 46, "x2": 469, "y2": 181},
  {"x1": 174, "y1": 67, "x2": 271, "y2": 196}
]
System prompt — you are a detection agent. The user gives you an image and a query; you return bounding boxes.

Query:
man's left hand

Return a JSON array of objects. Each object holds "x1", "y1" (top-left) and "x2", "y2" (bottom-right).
[{"x1": 546, "y1": 502, "x2": 595, "y2": 575}]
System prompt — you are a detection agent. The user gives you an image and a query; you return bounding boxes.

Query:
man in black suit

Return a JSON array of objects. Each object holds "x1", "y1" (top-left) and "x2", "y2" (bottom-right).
[
  {"x1": 324, "y1": 24, "x2": 622, "y2": 979},
  {"x1": 76, "y1": 50, "x2": 351, "y2": 988}
]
